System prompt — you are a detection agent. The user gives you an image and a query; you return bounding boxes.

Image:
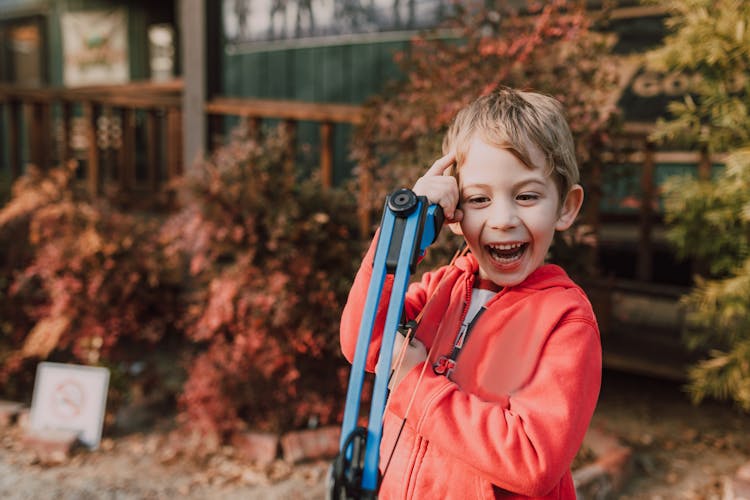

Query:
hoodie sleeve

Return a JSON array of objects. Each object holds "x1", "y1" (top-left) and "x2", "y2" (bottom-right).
[
  {"x1": 339, "y1": 232, "x2": 452, "y2": 372},
  {"x1": 387, "y1": 306, "x2": 602, "y2": 496}
]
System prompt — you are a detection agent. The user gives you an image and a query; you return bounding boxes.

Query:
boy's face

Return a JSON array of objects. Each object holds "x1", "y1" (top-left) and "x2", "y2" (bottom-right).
[{"x1": 450, "y1": 135, "x2": 581, "y2": 287}]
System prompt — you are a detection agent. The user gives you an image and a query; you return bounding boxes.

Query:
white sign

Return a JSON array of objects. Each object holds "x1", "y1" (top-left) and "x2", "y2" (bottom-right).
[
  {"x1": 30, "y1": 362, "x2": 110, "y2": 449},
  {"x1": 61, "y1": 9, "x2": 129, "y2": 86}
]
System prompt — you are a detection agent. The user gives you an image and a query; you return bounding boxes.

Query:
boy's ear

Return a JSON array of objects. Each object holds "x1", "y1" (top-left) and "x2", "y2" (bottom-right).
[
  {"x1": 448, "y1": 221, "x2": 463, "y2": 236},
  {"x1": 555, "y1": 184, "x2": 584, "y2": 231}
]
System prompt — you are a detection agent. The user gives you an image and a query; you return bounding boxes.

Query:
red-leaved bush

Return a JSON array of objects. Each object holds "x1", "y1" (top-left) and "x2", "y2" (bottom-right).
[
  {"x1": 1, "y1": 126, "x2": 363, "y2": 446},
  {"x1": 351, "y1": 0, "x2": 621, "y2": 274},
  {"x1": 162, "y1": 126, "x2": 362, "y2": 441},
  {"x1": 0, "y1": 162, "x2": 183, "y2": 404}
]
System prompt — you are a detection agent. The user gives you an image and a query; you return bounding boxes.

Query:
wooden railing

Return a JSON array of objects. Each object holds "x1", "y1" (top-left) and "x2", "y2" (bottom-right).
[
  {"x1": 1, "y1": 81, "x2": 366, "y2": 217},
  {"x1": 205, "y1": 96, "x2": 366, "y2": 228},
  {"x1": 0, "y1": 81, "x2": 183, "y2": 204},
  {"x1": 205, "y1": 97, "x2": 363, "y2": 186}
]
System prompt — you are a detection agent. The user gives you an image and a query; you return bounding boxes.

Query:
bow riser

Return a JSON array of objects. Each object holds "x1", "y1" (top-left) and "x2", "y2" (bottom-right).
[{"x1": 330, "y1": 189, "x2": 443, "y2": 499}]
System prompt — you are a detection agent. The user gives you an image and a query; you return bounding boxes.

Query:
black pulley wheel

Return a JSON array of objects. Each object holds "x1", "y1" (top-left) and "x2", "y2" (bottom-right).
[{"x1": 388, "y1": 188, "x2": 418, "y2": 216}]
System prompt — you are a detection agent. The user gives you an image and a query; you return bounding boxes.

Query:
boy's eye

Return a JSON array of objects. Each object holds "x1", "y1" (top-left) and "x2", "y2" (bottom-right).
[
  {"x1": 465, "y1": 195, "x2": 490, "y2": 204},
  {"x1": 516, "y1": 193, "x2": 540, "y2": 202}
]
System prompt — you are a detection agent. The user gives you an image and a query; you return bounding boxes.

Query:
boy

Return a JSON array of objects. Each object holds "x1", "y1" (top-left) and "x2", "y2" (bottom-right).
[{"x1": 340, "y1": 87, "x2": 601, "y2": 499}]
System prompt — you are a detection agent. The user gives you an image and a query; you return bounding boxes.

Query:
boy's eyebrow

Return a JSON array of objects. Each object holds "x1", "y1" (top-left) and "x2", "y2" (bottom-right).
[
  {"x1": 460, "y1": 182, "x2": 491, "y2": 197},
  {"x1": 514, "y1": 178, "x2": 548, "y2": 189},
  {"x1": 460, "y1": 182, "x2": 491, "y2": 191},
  {"x1": 460, "y1": 176, "x2": 549, "y2": 193}
]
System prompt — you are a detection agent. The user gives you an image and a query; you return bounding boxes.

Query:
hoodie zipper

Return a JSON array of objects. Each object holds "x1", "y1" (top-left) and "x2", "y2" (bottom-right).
[
  {"x1": 449, "y1": 307, "x2": 487, "y2": 358},
  {"x1": 433, "y1": 275, "x2": 509, "y2": 379},
  {"x1": 452, "y1": 273, "x2": 474, "y2": 346},
  {"x1": 432, "y1": 275, "x2": 473, "y2": 378}
]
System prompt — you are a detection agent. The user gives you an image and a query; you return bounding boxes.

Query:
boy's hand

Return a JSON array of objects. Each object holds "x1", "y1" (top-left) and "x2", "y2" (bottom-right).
[
  {"x1": 412, "y1": 151, "x2": 463, "y2": 224},
  {"x1": 389, "y1": 334, "x2": 427, "y2": 390}
]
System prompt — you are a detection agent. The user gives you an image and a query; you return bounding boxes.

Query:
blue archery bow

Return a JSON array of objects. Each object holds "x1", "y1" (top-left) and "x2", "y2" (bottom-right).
[{"x1": 329, "y1": 188, "x2": 443, "y2": 500}]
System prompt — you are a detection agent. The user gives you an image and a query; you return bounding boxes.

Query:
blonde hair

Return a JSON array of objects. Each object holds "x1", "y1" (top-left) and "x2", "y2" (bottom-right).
[{"x1": 442, "y1": 87, "x2": 579, "y2": 204}]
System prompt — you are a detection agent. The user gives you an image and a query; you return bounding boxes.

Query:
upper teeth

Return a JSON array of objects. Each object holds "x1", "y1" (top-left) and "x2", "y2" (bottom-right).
[{"x1": 490, "y1": 243, "x2": 523, "y2": 250}]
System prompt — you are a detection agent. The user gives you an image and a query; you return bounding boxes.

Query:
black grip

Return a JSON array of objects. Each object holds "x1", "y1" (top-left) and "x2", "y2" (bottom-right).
[{"x1": 432, "y1": 205, "x2": 445, "y2": 233}]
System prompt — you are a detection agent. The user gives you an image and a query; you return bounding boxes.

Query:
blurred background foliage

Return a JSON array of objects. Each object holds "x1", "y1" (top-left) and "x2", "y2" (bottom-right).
[
  {"x1": 649, "y1": 0, "x2": 750, "y2": 410},
  {"x1": 1, "y1": 0, "x2": 750, "y2": 453}
]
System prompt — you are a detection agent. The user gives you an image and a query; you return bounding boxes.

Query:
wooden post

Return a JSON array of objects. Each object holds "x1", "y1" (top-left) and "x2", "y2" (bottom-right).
[
  {"x1": 320, "y1": 121, "x2": 333, "y2": 188},
  {"x1": 82, "y1": 102, "x2": 100, "y2": 196},
  {"x1": 8, "y1": 100, "x2": 21, "y2": 180},
  {"x1": 245, "y1": 116, "x2": 262, "y2": 140},
  {"x1": 119, "y1": 108, "x2": 136, "y2": 192},
  {"x1": 180, "y1": 0, "x2": 206, "y2": 173},
  {"x1": 208, "y1": 113, "x2": 224, "y2": 150},
  {"x1": 698, "y1": 146, "x2": 711, "y2": 180},
  {"x1": 146, "y1": 109, "x2": 160, "y2": 193},
  {"x1": 358, "y1": 166, "x2": 373, "y2": 237},
  {"x1": 25, "y1": 102, "x2": 40, "y2": 168},
  {"x1": 23, "y1": 101, "x2": 52, "y2": 171},
  {"x1": 60, "y1": 101, "x2": 73, "y2": 163},
  {"x1": 283, "y1": 119, "x2": 297, "y2": 190},
  {"x1": 37, "y1": 101, "x2": 51, "y2": 170},
  {"x1": 637, "y1": 140, "x2": 655, "y2": 282},
  {"x1": 582, "y1": 156, "x2": 603, "y2": 278},
  {"x1": 166, "y1": 108, "x2": 183, "y2": 179}
]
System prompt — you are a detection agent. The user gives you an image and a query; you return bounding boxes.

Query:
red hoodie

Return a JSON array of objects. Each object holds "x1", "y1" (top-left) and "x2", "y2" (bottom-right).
[{"x1": 340, "y1": 241, "x2": 602, "y2": 499}]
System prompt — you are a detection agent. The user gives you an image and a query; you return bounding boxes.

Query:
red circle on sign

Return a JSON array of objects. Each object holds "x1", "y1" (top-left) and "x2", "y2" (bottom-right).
[{"x1": 52, "y1": 379, "x2": 86, "y2": 418}]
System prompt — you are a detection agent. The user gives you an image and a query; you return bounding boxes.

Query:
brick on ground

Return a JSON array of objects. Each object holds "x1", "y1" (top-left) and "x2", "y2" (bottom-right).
[
  {"x1": 0, "y1": 400, "x2": 24, "y2": 427},
  {"x1": 16, "y1": 408, "x2": 30, "y2": 430},
  {"x1": 21, "y1": 428, "x2": 79, "y2": 464},
  {"x1": 281, "y1": 426, "x2": 340, "y2": 464},
  {"x1": 728, "y1": 461, "x2": 750, "y2": 500},
  {"x1": 573, "y1": 426, "x2": 633, "y2": 499},
  {"x1": 231, "y1": 431, "x2": 280, "y2": 467}
]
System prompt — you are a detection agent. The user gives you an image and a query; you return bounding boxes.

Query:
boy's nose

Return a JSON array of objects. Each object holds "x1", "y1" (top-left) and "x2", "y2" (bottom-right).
[{"x1": 488, "y1": 201, "x2": 520, "y2": 229}]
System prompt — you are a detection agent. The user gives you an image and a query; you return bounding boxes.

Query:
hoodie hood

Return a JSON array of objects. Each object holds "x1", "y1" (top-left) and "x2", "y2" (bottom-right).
[{"x1": 455, "y1": 252, "x2": 576, "y2": 292}]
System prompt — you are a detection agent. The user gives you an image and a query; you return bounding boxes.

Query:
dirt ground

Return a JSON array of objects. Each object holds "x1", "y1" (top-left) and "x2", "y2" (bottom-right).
[
  {"x1": 589, "y1": 370, "x2": 750, "y2": 499},
  {"x1": 1, "y1": 369, "x2": 749, "y2": 499}
]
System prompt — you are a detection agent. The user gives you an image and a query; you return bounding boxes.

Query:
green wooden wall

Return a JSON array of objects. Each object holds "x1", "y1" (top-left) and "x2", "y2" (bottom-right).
[
  {"x1": 221, "y1": 40, "x2": 410, "y2": 184},
  {"x1": 222, "y1": 42, "x2": 406, "y2": 103}
]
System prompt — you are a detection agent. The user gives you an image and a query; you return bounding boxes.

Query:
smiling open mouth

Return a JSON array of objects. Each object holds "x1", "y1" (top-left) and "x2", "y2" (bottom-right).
[{"x1": 487, "y1": 242, "x2": 528, "y2": 263}]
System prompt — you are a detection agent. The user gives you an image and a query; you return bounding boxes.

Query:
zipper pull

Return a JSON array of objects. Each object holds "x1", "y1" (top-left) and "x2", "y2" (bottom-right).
[{"x1": 455, "y1": 322, "x2": 469, "y2": 349}]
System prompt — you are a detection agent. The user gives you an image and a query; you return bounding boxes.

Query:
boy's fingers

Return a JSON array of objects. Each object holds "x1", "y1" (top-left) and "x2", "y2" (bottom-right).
[
  {"x1": 426, "y1": 151, "x2": 456, "y2": 176},
  {"x1": 446, "y1": 208, "x2": 463, "y2": 224},
  {"x1": 419, "y1": 177, "x2": 456, "y2": 219},
  {"x1": 413, "y1": 152, "x2": 459, "y2": 219},
  {"x1": 439, "y1": 194, "x2": 458, "y2": 220}
]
